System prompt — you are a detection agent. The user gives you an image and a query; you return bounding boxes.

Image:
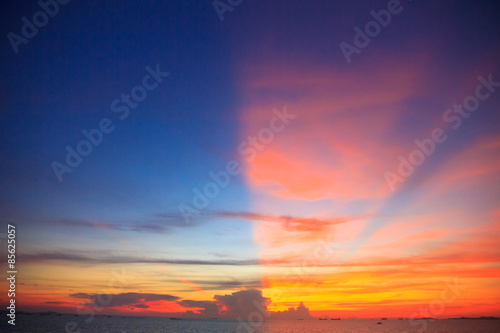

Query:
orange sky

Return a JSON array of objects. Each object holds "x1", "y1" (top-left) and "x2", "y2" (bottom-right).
[{"x1": 237, "y1": 57, "x2": 500, "y2": 318}]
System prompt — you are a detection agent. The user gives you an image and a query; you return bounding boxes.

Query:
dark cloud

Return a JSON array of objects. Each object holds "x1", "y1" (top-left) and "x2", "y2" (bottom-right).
[
  {"x1": 269, "y1": 302, "x2": 313, "y2": 320},
  {"x1": 178, "y1": 300, "x2": 219, "y2": 317},
  {"x1": 175, "y1": 289, "x2": 271, "y2": 319},
  {"x1": 70, "y1": 292, "x2": 179, "y2": 308},
  {"x1": 214, "y1": 289, "x2": 270, "y2": 319},
  {"x1": 67, "y1": 288, "x2": 312, "y2": 320}
]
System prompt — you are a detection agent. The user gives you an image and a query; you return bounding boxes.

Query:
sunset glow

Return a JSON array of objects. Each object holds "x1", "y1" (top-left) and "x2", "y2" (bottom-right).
[{"x1": 1, "y1": 0, "x2": 500, "y2": 329}]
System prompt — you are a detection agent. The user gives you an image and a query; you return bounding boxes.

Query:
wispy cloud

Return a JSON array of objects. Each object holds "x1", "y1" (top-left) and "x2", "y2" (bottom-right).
[
  {"x1": 40, "y1": 218, "x2": 169, "y2": 233},
  {"x1": 187, "y1": 278, "x2": 263, "y2": 290},
  {"x1": 34, "y1": 210, "x2": 363, "y2": 237},
  {"x1": 213, "y1": 211, "x2": 365, "y2": 232},
  {"x1": 156, "y1": 210, "x2": 365, "y2": 234},
  {"x1": 70, "y1": 292, "x2": 180, "y2": 308},
  {"x1": 18, "y1": 251, "x2": 262, "y2": 266}
]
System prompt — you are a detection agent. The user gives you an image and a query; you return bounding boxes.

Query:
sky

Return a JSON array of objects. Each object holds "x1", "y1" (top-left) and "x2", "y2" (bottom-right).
[{"x1": 0, "y1": 0, "x2": 500, "y2": 321}]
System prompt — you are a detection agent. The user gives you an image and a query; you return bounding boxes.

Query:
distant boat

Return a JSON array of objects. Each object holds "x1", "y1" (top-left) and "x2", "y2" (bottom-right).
[
  {"x1": 331, "y1": 318, "x2": 341, "y2": 320},
  {"x1": 377, "y1": 322, "x2": 382, "y2": 325},
  {"x1": 381, "y1": 318, "x2": 387, "y2": 320}
]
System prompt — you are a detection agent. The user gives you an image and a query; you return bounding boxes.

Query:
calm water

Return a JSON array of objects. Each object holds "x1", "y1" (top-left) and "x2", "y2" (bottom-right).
[{"x1": 1, "y1": 315, "x2": 499, "y2": 333}]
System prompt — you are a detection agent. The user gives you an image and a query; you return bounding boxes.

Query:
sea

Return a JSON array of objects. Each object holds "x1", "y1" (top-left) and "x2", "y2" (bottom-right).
[{"x1": 1, "y1": 314, "x2": 499, "y2": 333}]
